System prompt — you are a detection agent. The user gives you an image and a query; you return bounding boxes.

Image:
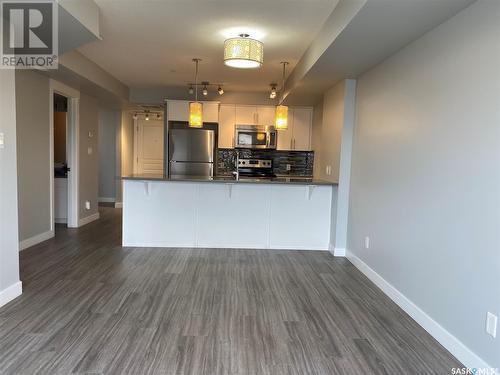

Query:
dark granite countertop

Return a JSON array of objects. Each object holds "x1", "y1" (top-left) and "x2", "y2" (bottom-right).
[{"x1": 122, "y1": 174, "x2": 337, "y2": 186}]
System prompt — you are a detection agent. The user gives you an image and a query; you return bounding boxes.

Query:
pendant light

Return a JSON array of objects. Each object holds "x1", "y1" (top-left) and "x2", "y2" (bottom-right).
[
  {"x1": 189, "y1": 58, "x2": 203, "y2": 128},
  {"x1": 275, "y1": 62, "x2": 289, "y2": 130},
  {"x1": 224, "y1": 34, "x2": 263, "y2": 69}
]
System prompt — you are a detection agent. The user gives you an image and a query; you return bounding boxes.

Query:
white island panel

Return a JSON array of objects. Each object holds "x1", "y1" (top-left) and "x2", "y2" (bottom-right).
[
  {"x1": 269, "y1": 185, "x2": 332, "y2": 250},
  {"x1": 123, "y1": 180, "x2": 333, "y2": 250},
  {"x1": 197, "y1": 183, "x2": 271, "y2": 248},
  {"x1": 123, "y1": 181, "x2": 198, "y2": 247}
]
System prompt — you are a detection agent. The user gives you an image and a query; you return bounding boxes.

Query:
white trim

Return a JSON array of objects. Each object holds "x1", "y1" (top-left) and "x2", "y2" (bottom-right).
[
  {"x1": 346, "y1": 250, "x2": 495, "y2": 371},
  {"x1": 49, "y1": 79, "x2": 80, "y2": 229},
  {"x1": 334, "y1": 247, "x2": 346, "y2": 257},
  {"x1": 114, "y1": 202, "x2": 123, "y2": 208},
  {"x1": 98, "y1": 197, "x2": 116, "y2": 203},
  {"x1": 133, "y1": 118, "x2": 139, "y2": 174},
  {"x1": 122, "y1": 242, "x2": 328, "y2": 250},
  {"x1": 0, "y1": 281, "x2": 22, "y2": 308},
  {"x1": 19, "y1": 230, "x2": 54, "y2": 251},
  {"x1": 78, "y1": 212, "x2": 100, "y2": 227}
]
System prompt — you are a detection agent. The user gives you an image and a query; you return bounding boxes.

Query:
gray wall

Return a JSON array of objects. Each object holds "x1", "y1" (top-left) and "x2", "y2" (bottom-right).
[
  {"x1": 311, "y1": 99, "x2": 323, "y2": 179},
  {"x1": 0, "y1": 69, "x2": 21, "y2": 298},
  {"x1": 98, "y1": 109, "x2": 120, "y2": 200},
  {"x1": 79, "y1": 93, "x2": 99, "y2": 220},
  {"x1": 348, "y1": 0, "x2": 499, "y2": 368},
  {"x1": 117, "y1": 110, "x2": 135, "y2": 204},
  {"x1": 315, "y1": 80, "x2": 345, "y2": 182},
  {"x1": 15, "y1": 71, "x2": 51, "y2": 242}
]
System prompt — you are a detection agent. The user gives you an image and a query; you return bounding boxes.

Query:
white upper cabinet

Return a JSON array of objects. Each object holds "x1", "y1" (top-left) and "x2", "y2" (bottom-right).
[
  {"x1": 235, "y1": 105, "x2": 258, "y2": 124},
  {"x1": 164, "y1": 101, "x2": 313, "y2": 150},
  {"x1": 291, "y1": 108, "x2": 313, "y2": 151},
  {"x1": 166, "y1": 100, "x2": 219, "y2": 123},
  {"x1": 276, "y1": 107, "x2": 313, "y2": 151},
  {"x1": 167, "y1": 100, "x2": 189, "y2": 121},
  {"x1": 219, "y1": 105, "x2": 236, "y2": 148},
  {"x1": 256, "y1": 106, "x2": 276, "y2": 125}
]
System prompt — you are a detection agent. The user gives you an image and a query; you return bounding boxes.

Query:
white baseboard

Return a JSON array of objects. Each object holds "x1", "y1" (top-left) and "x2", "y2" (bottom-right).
[
  {"x1": 78, "y1": 212, "x2": 100, "y2": 227},
  {"x1": 19, "y1": 230, "x2": 54, "y2": 251},
  {"x1": 328, "y1": 244, "x2": 346, "y2": 257},
  {"x1": 114, "y1": 201, "x2": 123, "y2": 208},
  {"x1": 346, "y1": 250, "x2": 494, "y2": 372},
  {"x1": 122, "y1": 241, "x2": 328, "y2": 251},
  {"x1": 98, "y1": 197, "x2": 116, "y2": 203},
  {"x1": 0, "y1": 281, "x2": 22, "y2": 308}
]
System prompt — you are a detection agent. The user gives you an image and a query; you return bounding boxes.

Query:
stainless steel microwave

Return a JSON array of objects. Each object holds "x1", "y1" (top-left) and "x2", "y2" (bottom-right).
[{"x1": 234, "y1": 125, "x2": 277, "y2": 149}]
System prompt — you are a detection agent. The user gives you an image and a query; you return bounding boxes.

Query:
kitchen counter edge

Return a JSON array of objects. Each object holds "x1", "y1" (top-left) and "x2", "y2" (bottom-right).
[{"x1": 122, "y1": 175, "x2": 338, "y2": 186}]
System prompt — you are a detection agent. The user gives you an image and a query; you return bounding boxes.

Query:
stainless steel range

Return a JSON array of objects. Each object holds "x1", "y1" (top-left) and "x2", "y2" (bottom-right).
[{"x1": 237, "y1": 158, "x2": 276, "y2": 178}]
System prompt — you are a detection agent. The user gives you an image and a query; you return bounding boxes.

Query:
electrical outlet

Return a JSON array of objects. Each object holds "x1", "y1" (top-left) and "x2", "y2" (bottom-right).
[
  {"x1": 286, "y1": 164, "x2": 291, "y2": 171},
  {"x1": 486, "y1": 312, "x2": 497, "y2": 338},
  {"x1": 87, "y1": 146, "x2": 93, "y2": 155},
  {"x1": 326, "y1": 165, "x2": 332, "y2": 175},
  {"x1": 0, "y1": 132, "x2": 4, "y2": 149},
  {"x1": 364, "y1": 236, "x2": 370, "y2": 249},
  {"x1": 85, "y1": 201, "x2": 91, "y2": 210}
]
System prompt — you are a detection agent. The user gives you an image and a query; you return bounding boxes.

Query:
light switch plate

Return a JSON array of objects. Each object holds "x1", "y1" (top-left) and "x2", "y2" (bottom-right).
[
  {"x1": 486, "y1": 312, "x2": 497, "y2": 338},
  {"x1": 88, "y1": 146, "x2": 93, "y2": 155},
  {"x1": 85, "y1": 201, "x2": 91, "y2": 210},
  {"x1": 0, "y1": 132, "x2": 4, "y2": 149}
]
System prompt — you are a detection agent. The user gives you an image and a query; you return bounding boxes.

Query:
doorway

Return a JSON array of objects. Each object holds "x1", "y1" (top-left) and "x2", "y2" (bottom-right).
[
  {"x1": 53, "y1": 94, "x2": 69, "y2": 225},
  {"x1": 49, "y1": 80, "x2": 79, "y2": 229}
]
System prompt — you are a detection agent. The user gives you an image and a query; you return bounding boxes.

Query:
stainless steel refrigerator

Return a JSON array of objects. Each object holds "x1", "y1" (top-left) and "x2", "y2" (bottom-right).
[{"x1": 168, "y1": 126, "x2": 215, "y2": 177}]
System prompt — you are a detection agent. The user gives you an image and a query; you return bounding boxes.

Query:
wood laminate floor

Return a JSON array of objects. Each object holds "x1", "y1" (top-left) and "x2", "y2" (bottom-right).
[{"x1": 0, "y1": 207, "x2": 461, "y2": 375}]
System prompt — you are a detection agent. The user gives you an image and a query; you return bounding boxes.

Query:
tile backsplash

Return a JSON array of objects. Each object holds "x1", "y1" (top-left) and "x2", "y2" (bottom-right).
[{"x1": 217, "y1": 148, "x2": 314, "y2": 177}]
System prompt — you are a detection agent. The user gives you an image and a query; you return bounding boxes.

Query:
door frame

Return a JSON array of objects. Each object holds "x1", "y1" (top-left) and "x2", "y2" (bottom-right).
[{"x1": 49, "y1": 79, "x2": 80, "y2": 229}]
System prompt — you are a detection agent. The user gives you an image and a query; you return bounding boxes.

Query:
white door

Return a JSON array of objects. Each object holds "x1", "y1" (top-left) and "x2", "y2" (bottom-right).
[
  {"x1": 292, "y1": 108, "x2": 313, "y2": 151},
  {"x1": 235, "y1": 105, "x2": 257, "y2": 124},
  {"x1": 136, "y1": 119, "x2": 164, "y2": 174},
  {"x1": 219, "y1": 105, "x2": 236, "y2": 148},
  {"x1": 257, "y1": 106, "x2": 276, "y2": 126}
]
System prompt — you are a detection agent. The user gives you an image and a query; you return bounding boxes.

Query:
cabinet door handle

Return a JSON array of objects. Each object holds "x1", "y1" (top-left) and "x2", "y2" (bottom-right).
[
  {"x1": 290, "y1": 138, "x2": 293, "y2": 150},
  {"x1": 294, "y1": 138, "x2": 296, "y2": 149}
]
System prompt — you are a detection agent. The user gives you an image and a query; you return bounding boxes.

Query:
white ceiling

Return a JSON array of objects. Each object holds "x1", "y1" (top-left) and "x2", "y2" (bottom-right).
[{"x1": 77, "y1": 0, "x2": 338, "y2": 92}]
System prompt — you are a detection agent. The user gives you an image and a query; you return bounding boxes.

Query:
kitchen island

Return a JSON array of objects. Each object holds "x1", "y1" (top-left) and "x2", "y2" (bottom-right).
[{"x1": 122, "y1": 175, "x2": 337, "y2": 250}]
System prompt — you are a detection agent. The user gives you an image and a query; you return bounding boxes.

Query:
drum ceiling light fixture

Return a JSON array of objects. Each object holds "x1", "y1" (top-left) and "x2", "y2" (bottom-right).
[{"x1": 224, "y1": 33, "x2": 263, "y2": 69}]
